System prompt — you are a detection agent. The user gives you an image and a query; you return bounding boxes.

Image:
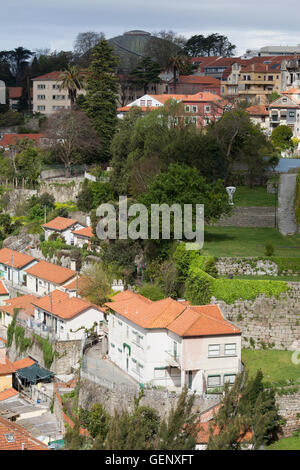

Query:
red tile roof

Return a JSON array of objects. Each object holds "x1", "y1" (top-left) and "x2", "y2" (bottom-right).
[
  {"x1": 0, "y1": 356, "x2": 15, "y2": 376},
  {"x1": 25, "y1": 260, "x2": 76, "y2": 285},
  {"x1": 0, "y1": 415, "x2": 48, "y2": 450},
  {"x1": 1, "y1": 294, "x2": 38, "y2": 318},
  {"x1": 31, "y1": 289, "x2": 104, "y2": 320},
  {"x1": 196, "y1": 420, "x2": 252, "y2": 444},
  {"x1": 0, "y1": 388, "x2": 18, "y2": 402},
  {"x1": 0, "y1": 134, "x2": 45, "y2": 148},
  {"x1": 43, "y1": 216, "x2": 81, "y2": 231},
  {"x1": 12, "y1": 357, "x2": 35, "y2": 370},
  {"x1": 8, "y1": 87, "x2": 22, "y2": 99},
  {"x1": 246, "y1": 105, "x2": 269, "y2": 116},
  {"x1": 168, "y1": 75, "x2": 220, "y2": 85},
  {"x1": 32, "y1": 71, "x2": 64, "y2": 81},
  {"x1": 72, "y1": 226, "x2": 94, "y2": 238},
  {"x1": 0, "y1": 248, "x2": 35, "y2": 269},
  {"x1": 106, "y1": 290, "x2": 240, "y2": 336},
  {"x1": 0, "y1": 280, "x2": 8, "y2": 295}
]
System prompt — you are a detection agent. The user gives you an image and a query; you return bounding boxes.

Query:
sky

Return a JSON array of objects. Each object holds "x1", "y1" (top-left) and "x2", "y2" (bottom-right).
[{"x1": 2, "y1": 0, "x2": 300, "y2": 56}]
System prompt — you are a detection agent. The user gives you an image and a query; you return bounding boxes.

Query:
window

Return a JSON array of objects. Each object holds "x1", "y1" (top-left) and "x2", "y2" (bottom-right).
[
  {"x1": 52, "y1": 95, "x2": 65, "y2": 100},
  {"x1": 207, "y1": 375, "x2": 221, "y2": 388},
  {"x1": 110, "y1": 342, "x2": 115, "y2": 348},
  {"x1": 52, "y1": 84, "x2": 60, "y2": 89},
  {"x1": 140, "y1": 100, "x2": 145, "y2": 106},
  {"x1": 289, "y1": 111, "x2": 295, "y2": 117},
  {"x1": 118, "y1": 320, "x2": 122, "y2": 326},
  {"x1": 225, "y1": 343, "x2": 237, "y2": 355},
  {"x1": 154, "y1": 367, "x2": 166, "y2": 378},
  {"x1": 208, "y1": 344, "x2": 220, "y2": 357},
  {"x1": 52, "y1": 106, "x2": 65, "y2": 110},
  {"x1": 224, "y1": 374, "x2": 236, "y2": 384},
  {"x1": 184, "y1": 105, "x2": 190, "y2": 112},
  {"x1": 37, "y1": 106, "x2": 45, "y2": 111},
  {"x1": 204, "y1": 105, "x2": 211, "y2": 113},
  {"x1": 147, "y1": 100, "x2": 152, "y2": 106},
  {"x1": 192, "y1": 105, "x2": 198, "y2": 113},
  {"x1": 268, "y1": 76, "x2": 273, "y2": 81},
  {"x1": 37, "y1": 84, "x2": 45, "y2": 89},
  {"x1": 37, "y1": 95, "x2": 45, "y2": 100}
]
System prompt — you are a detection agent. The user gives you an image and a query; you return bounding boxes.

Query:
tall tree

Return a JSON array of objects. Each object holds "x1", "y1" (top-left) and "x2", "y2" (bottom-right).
[
  {"x1": 144, "y1": 30, "x2": 186, "y2": 69},
  {"x1": 73, "y1": 31, "x2": 105, "y2": 67},
  {"x1": 130, "y1": 57, "x2": 162, "y2": 94},
  {"x1": 42, "y1": 108, "x2": 100, "y2": 175},
  {"x1": 185, "y1": 33, "x2": 236, "y2": 57},
  {"x1": 59, "y1": 66, "x2": 84, "y2": 107},
  {"x1": 167, "y1": 54, "x2": 193, "y2": 93},
  {"x1": 84, "y1": 39, "x2": 120, "y2": 162},
  {"x1": 9, "y1": 47, "x2": 34, "y2": 84}
]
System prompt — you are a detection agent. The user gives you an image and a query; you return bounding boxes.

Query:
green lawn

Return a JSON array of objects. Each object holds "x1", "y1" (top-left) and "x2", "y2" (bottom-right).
[
  {"x1": 234, "y1": 186, "x2": 276, "y2": 207},
  {"x1": 242, "y1": 349, "x2": 300, "y2": 386},
  {"x1": 202, "y1": 226, "x2": 300, "y2": 257},
  {"x1": 267, "y1": 433, "x2": 300, "y2": 450}
]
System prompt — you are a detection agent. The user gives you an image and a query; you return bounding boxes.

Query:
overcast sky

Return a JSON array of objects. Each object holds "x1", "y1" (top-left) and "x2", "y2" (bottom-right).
[{"x1": 2, "y1": 0, "x2": 300, "y2": 55}]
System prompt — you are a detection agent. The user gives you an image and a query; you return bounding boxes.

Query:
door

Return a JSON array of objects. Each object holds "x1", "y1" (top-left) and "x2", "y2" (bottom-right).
[
  {"x1": 173, "y1": 341, "x2": 177, "y2": 361},
  {"x1": 188, "y1": 371, "x2": 193, "y2": 389}
]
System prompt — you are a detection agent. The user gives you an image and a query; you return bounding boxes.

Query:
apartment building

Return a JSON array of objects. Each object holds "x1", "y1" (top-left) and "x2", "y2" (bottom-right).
[
  {"x1": 105, "y1": 291, "x2": 241, "y2": 393},
  {"x1": 117, "y1": 92, "x2": 228, "y2": 127},
  {"x1": 269, "y1": 89, "x2": 300, "y2": 138},
  {"x1": 166, "y1": 75, "x2": 221, "y2": 95},
  {"x1": 32, "y1": 71, "x2": 85, "y2": 114}
]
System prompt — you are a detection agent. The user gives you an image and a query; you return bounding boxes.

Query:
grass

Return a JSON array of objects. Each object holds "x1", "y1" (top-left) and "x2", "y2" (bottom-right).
[
  {"x1": 242, "y1": 349, "x2": 300, "y2": 386},
  {"x1": 234, "y1": 186, "x2": 276, "y2": 207},
  {"x1": 267, "y1": 432, "x2": 300, "y2": 450},
  {"x1": 221, "y1": 274, "x2": 300, "y2": 282},
  {"x1": 202, "y1": 226, "x2": 300, "y2": 258}
]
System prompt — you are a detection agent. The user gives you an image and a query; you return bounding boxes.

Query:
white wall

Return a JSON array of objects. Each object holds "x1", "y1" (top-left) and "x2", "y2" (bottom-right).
[
  {"x1": 44, "y1": 222, "x2": 84, "y2": 245},
  {"x1": 0, "y1": 260, "x2": 37, "y2": 287}
]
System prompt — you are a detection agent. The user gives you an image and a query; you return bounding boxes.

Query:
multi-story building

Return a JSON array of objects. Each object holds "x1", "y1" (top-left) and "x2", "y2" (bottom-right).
[
  {"x1": 268, "y1": 89, "x2": 300, "y2": 138},
  {"x1": 166, "y1": 75, "x2": 221, "y2": 95},
  {"x1": 105, "y1": 291, "x2": 242, "y2": 393},
  {"x1": 117, "y1": 92, "x2": 228, "y2": 127},
  {"x1": 236, "y1": 63, "x2": 281, "y2": 104},
  {"x1": 32, "y1": 71, "x2": 85, "y2": 115},
  {"x1": 246, "y1": 105, "x2": 270, "y2": 132}
]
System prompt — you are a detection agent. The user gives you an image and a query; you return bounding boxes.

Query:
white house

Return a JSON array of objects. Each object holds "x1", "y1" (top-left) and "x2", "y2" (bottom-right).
[
  {"x1": 42, "y1": 216, "x2": 85, "y2": 245},
  {"x1": 25, "y1": 260, "x2": 76, "y2": 295},
  {"x1": 0, "y1": 248, "x2": 38, "y2": 287},
  {"x1": 0, "y1": 280, "x2": 9, "y2": 306},
  {"x1": 31, "y1": 289, "x2": 105, "y2": 341},
  {"x1": 0, "y1": 294, "x2": 37, "y2": 328},
  {"x1": 105, "y1": 291, "x2": 242, "y2": 393},
  {"x1": 72, "y1": 226, "x2": 94, "y2": 250}
]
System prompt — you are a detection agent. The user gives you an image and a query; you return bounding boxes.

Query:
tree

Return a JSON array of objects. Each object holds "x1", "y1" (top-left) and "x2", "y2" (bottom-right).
[
  {"x1": 42, "y1": 108, "x2": 100, "y2": 175},
  {"x1": 144, "y1": 30, "x2": 186, "y2": 69},
  {"x1": 167, "y1": 55, "x2": 194, "y2": 93},
  {"x1": 185, "y1": 34, "x2": 236, "y2": 57},
  {"x1": 84, "y1": 39, "x2": 120, "y2": 162},
  {"x1": 271, "y1": 125, "x2": 294, "y2": 150},
  {"x1": 207, "y1": 370, "x2": 281, "y2": 450},
  {"x1": 130, "y1": 57, "x2": 162, "y2": 94},
  {"x1": 140, "y1": 163, "x2": 230, "y2": 223},
  {"x1": 73, "y1": 31, "x2": 105, "y2": 67},
  {"x1": 59, "y1": 66, "x2": 84, "y2": 107},
  {"x1": 78, "y1": 262, "x2": 112, "y2": 305},
  {"x1": 8, "y1": 47, "x2": 34, "y2": 84}
]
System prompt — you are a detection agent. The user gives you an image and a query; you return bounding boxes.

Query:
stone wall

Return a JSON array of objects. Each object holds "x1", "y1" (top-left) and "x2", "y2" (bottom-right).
[
  {"x1": 7, "y1": 328, "x2": 82, "y2": 375},
  {"x1": 212, "y1": 206, "x2": 276, "y2": 228},
  {"x1": 212, "y1": 282, "x2": 300, "y2": 350},
  {"x1": 78, "y1": 377, "x2": 220, "y2": 419},
  {"x1": 276, "y1": 390, "x2": 300, "y2": 437},
  {"x1": 216, "y1": 257, "x2": 279, "y2": 277}
]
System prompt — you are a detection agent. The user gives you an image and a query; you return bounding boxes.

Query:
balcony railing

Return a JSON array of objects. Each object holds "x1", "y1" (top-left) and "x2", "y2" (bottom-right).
[{"x1": 165, "y1": 351, "x2": 181, "y2": 367}]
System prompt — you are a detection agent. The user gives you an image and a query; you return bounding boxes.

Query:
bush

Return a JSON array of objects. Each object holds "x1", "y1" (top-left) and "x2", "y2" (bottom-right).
[
  {"x1": 138, "y1": 283, "x2": 165, "y2": 301},
  {"x1": 265, "y1": 243, "x2": 275, "y2": 257},
  {"x1": 212, "y1": 278, "x2": 289, "y2": 304},
  {"x1": 185, "y1": 267, "x2": 214, "y2": 304}
]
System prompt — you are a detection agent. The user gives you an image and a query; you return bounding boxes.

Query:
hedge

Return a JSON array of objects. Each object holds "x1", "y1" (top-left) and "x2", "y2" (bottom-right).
[
  {"x1": 184, "y1": 267, "x2": 289, "y2": 305},
  {"x1": 295, "y1": 168, "x2": 300, "y2": 225},
  {"x1": 212, "y1": 278, "x2": 289, "y2": 304}
]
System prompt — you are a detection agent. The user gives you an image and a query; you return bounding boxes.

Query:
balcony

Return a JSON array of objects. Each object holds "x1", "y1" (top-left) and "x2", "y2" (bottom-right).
[{"x1": 165, "y1": 351, "x2": 181, "y2": 368}]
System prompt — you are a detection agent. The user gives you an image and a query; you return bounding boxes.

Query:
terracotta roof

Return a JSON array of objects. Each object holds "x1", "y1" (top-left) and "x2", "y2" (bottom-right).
[
  {"x1": 31, "y1": 289, "x2": 104, "y2": 320},
  {"x1": 110, "y1": 290, "x2": 152, "y2": 304},
  {"x1": 72, "y1": 226, "x2": 94, "y2": 238},
  {"x1": 0, "y1": 415, "x2": 48, "y2": 450},
  {"x1": 1, "y1": 294, "x2": 38, "y2": 318},
  {"x1": 0, "y1": 248, "x2": 35, "y2": 269},
  {"x1": 63, "y1": 276, "x2": 85, "y2": 291},
  {"x1": 168, "y1": 75, "x2": 220, "y2": 85},
  {"x1": 0, "y1": 280, "x2": 8, "y2": 295},
  {"x1": 43, "y1": 216, "x2": 80, "y2": 231},
  {"x1": 0, "y1": 134, "x2": 45, "y2": 148},
  {"x1": 25, "y1": 261, "x2": 76, "y2": 285},
  {"x1": 106, "y1": 291, "x2": 240, "y2": 336},
  {"x1": 0, "y1": 356, "x2": 15, "y2": 376},
  {"x1": 149, "y1": 92, "x2": 224, "y2": 104},
  {"x1": 12, "y1": 357, "x2": 35, "y2": 370},
  {"x1": 246, "y1": 105, "x2": 269, "y2": 116},
  {"x1": 8, "y1": 87, "x2": 22, "y2": 99},
  {"x1": 282, "y1": 88, "x2": 300, "y2": 94},
  {"x1": 32, "y1": 71, "x2": 64, "y2": 81},
  {"x1": 196, "y1": 420, "x2": 252, "y2": 444},
  {"x1": 0, "y1": 388, "x2": 18, "y2": 402}
]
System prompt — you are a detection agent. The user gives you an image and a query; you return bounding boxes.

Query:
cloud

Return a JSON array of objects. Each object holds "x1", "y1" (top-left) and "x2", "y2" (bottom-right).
[{"x1": 1, "y1": 0, "x2": 300, "y2": 55}]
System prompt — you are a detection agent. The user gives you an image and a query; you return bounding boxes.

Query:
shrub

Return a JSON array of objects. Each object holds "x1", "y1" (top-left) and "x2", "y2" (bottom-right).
[
  {"x1": 138, "y1": 283, "x2": 165, "y2": 301},
  {"x1": 185, "y1": 266, "x2": 214, "y2": 304},
  {"x1": 265, "y1": 243, "x2": 275, "y2": 257},
  {"x1": 212, "y1": 278, "x2": 289, "y2": 304}
]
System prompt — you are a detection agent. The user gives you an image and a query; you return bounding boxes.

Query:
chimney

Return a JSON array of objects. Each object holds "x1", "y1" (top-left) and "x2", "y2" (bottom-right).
[
  {"x1": 70, "y1": 258, "x2": 77, "y2": 271},
  {"x1": 86, "y1": 215, "x2": 91, "y2": 226}
]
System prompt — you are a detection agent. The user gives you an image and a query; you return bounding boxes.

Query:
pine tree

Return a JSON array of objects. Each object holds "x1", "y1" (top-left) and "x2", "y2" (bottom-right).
[{"x1": 84, "y1": 39, "x2": 120, "y2": 162}]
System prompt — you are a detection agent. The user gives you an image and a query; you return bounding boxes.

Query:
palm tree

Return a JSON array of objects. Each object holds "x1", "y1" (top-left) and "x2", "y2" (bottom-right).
[
  {"x1": 167, "y1": 55, "x2": 192, "y2": 93},
  {"x1": 59, "y1": 66, "x2": 84, "y2": 107},
  {"x1": 9, "y1": 47, "x2": 34, "y2": 84}
]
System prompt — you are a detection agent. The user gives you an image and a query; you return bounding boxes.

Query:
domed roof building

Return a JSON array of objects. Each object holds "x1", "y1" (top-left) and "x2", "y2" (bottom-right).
[{"x1": 108, "y1": 30, "x2": 153, "y2": 71}]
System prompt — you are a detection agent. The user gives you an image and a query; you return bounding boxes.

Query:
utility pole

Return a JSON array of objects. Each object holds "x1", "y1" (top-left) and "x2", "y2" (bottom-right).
[
  {"x1": 44, "y1": 205, "x2": 47, "y2": 224},
  {"x1": 11, "y1": 249, "x2": 14, "y2": 288}
]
